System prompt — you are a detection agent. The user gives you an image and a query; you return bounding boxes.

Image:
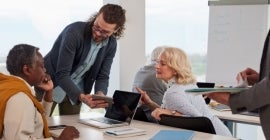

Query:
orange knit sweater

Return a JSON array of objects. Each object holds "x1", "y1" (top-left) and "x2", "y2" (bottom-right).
[{"x1": 0, "y1": 73, "x2": 50, "y2": 138}]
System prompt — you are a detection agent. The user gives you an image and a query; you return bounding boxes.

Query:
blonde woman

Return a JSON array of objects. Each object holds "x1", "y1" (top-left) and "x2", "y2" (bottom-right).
[{"x1": 136, "y1": 47, "x2": 232, "y2": 137}]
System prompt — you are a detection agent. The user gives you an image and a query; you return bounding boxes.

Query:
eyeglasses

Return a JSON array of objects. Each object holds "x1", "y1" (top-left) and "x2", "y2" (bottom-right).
[{"x1": 92, "y1": 24, "x2": 112, "y2": 38}]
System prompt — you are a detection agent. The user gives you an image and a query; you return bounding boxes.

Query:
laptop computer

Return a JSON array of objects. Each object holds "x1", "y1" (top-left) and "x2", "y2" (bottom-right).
[{"x1": 79, "y1": 90, "x2": 142, "y2": 128}]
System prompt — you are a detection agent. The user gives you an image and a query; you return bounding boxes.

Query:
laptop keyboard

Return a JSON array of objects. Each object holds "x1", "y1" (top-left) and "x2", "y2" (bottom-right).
[{"x1": 91, "y1": 117, "x2": 123, "y2": 124}]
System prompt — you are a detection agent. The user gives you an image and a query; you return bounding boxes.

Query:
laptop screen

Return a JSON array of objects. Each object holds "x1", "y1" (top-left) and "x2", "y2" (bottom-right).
[{"x1": 104, "y1": 90, "x2": 141, "y2": 123}]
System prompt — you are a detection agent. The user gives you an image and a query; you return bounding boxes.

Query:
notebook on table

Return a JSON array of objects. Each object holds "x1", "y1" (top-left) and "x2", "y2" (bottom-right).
[
  {"x1": 150, "y1": 130, "x2": 195, "y2": 140},
  {"x1": 79, "y1": 90, "x2": 141, "y2": 128}
]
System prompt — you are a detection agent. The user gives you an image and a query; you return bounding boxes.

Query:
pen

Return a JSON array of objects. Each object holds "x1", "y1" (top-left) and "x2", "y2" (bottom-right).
[{"x1": 48, "y1": 125, "x2": 67, "y2": 130}]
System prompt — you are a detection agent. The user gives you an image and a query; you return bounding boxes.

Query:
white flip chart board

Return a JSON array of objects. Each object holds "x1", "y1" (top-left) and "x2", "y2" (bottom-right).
[{"x1": 206, "y1": 2, "x2": 270, "y2": 86}]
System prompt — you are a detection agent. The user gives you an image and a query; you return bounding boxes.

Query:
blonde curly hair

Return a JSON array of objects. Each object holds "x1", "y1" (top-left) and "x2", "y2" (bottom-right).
[{"x1": 160, "y1": 47, "x2": 196, "y2": 85}]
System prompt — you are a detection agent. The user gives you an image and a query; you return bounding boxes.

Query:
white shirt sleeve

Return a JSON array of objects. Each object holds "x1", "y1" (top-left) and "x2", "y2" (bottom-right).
[
  {"x1": 41, "y1": 100, "x2": 53, "y2": 117},
  {"x1": 3, "y1": 92, "x2": 53, "y2": 140},
  {"x1": 163, "y1": 90, "x2": 202, "y2": 116}
]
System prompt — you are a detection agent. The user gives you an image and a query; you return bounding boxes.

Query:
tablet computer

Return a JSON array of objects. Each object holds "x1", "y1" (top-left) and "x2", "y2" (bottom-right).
[{"x1": 92, "y1": 95, "x2": 113, "y2": 104}]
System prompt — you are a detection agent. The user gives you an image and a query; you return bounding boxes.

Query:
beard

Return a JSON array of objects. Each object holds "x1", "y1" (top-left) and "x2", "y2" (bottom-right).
[{"x1": 93, "y1": 32, "x2": 106, "y2": 43}]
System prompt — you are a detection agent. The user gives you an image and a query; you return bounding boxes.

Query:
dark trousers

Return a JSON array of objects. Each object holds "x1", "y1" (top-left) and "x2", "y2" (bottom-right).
[{"x1": 50, "y1": 96, "x2": 82, "y2": 116}]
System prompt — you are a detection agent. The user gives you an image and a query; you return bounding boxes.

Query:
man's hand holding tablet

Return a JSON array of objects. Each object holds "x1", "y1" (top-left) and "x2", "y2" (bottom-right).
[{"x1": 92, "y1": 94, "x2": 113, "y2": 104}]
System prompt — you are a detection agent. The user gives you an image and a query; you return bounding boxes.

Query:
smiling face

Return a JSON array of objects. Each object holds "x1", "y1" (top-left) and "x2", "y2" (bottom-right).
[
  {"x1": 24, "y1": 51, "x2": 47, "y2": 86},
  {"x1": 92, "y1": 13, "x2": 117, "y2": 43},
  {"x1": 155, "y1": 54, "x2": 176, "y2": 82},
  {"x1": 155, "y1": 47, "x2": 197, "y2": 85},
  {"x1": 6, "y1": 44, "x2": 47, "y2": 87}
]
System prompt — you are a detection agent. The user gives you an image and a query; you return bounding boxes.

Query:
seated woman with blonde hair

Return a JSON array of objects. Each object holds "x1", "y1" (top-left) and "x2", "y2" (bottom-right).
[{"x1": 136, "y1": 47, "x2": 232, "y2": 137}]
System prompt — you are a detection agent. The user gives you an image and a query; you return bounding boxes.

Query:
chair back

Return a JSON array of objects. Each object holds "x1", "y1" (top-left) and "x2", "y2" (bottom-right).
[
  {"x1": 159, "y1": 114, "x2": 216, "y2": 134},
  {"x1": 133, "y1": 107, "x2": 150, "y2": 122}
]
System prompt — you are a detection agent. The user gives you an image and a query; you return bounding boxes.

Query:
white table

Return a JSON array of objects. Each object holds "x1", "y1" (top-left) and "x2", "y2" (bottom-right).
[
  {"x1": 47, "y1": 112, "x2": 238, "y2": 140},
  {"x1": 211, "y1": 109, "x2": 260, "y2": 125},
  {"x1": 211, "y1": 108, "x2": 261, "y2": 138}
]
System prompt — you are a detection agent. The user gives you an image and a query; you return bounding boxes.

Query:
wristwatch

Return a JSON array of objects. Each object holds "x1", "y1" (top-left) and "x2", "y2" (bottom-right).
[{"x1": 171, "y1": 110, "x2": 176, "y2": 115}]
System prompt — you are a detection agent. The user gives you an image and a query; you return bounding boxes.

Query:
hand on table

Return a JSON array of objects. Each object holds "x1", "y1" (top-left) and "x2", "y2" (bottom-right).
[{"x1": 56, "y1": 126, "x2": 79, "y2": 140}]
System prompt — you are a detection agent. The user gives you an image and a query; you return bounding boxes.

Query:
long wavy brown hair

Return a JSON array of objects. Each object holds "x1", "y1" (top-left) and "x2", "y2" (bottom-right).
[{"x1": 85, "y1": 4, "x2": 126, "y2": 40}]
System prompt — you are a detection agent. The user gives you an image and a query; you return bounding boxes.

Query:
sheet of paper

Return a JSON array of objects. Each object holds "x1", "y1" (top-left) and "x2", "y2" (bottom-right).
[{"x1": 235, "y1": 73, "x2": 249, "y2": 88}]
